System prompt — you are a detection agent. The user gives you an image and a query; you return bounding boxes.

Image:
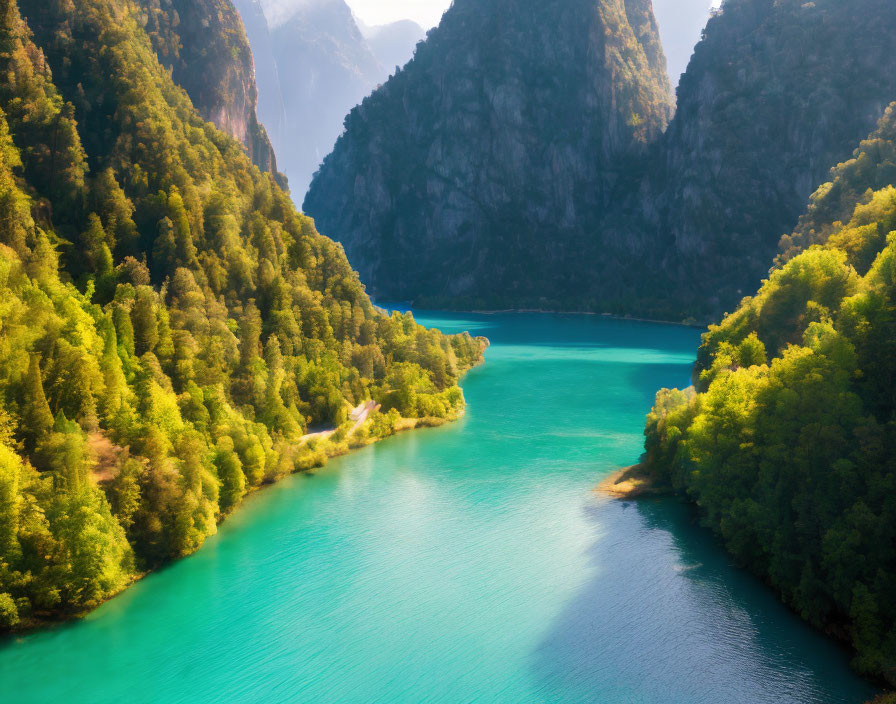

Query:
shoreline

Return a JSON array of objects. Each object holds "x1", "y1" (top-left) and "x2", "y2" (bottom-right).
[
  {"x1": 6, "y1": 393, "x2": 478, "y2": 635},
  {"x1": 469, "y1": 309, "x2": 704, "y2": 328},
  {"x1": 373, "y1": 301, "x2": 717, "y2": 330},
  {"x1": 376, "y1": 302, "x2": 705, "y2": 328},
  {"x1": 595, "y1": 463, "x2": 670, "y2": 499}
]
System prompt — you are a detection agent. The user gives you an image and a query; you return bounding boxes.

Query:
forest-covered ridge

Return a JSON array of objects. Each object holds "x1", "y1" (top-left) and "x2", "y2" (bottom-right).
[
  {"x1": 0, "y1": 0, "x2": 485, "y2": 631},
  {"x1": 641, "y1": 103, "x2": 896, "y2": 686}
]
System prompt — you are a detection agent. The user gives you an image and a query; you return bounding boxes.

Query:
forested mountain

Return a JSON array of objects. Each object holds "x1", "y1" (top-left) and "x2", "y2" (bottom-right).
[
  {"x1": 136, "y1": 0, "x2": 283, "y2": 183},
  {"x1": 306, "y1": 0, "x2": 896, "y2": 321},
  {"x1": 0, "y1": 0, "x2": 484, "y2": 630},
  {"x1": 359, "y1": 18, "x2": 426, "y2": 77},
  {"x1": 642, "y1": 105, "x2": 896, "y2": 685},
  {"x1": 304, "y1": 0, "x2": 674, "y2": 310}
]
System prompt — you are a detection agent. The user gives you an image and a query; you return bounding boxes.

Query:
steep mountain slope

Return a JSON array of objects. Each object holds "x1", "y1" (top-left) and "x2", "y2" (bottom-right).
[
  {"x1": 232, "y1": 0, "x2": 288, "y2": 179},
  {"x1": 642, "y1": 105, "x2": 896, "y2": 685},
  {"x1": 306, "y1": 0, "x2": 896, "y2": 321},
  {"x1": 603, "y1": 0, "x2": 896, "y2": 320},
  {"x1": 0, "y1": 0, "x2": 484, "y2": 629},
  {"x1": 360, "y1": 18, "x2": 425, "y2": 77},
  {"x1": 137, "y1": 0, "x2": 283, "y2": 181},
  {"x1": 304, "y1": 0, "x2": 673, "y2": 309}
]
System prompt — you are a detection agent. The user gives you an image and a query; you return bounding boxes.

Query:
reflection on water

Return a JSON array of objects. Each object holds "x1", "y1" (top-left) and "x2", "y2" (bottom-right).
[{"x1": 533, "y1": 496, "x2": 875, "y2": 703}]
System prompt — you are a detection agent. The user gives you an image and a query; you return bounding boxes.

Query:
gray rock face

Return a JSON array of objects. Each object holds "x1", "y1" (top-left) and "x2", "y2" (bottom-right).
[
  {"x1": 604, "y1": 0, "x2": 896, "y2": 319},
  {"x1": 305, "y1": 0, "x2": 896, "y2": 321},
  {"x1": 233, "y1": 0, "x2": 289, "y2": 177},
  {"x1": 304, "y1": 0, "x2": 673, "y2": 309}
]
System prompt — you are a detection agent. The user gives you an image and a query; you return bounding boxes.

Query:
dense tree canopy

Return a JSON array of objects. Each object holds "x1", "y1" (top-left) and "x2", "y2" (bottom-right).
[
  {"x1": 0, "y1": 0, "x2": 484, "y2": 628},
  {"x1": 643, "y1": 105, "x2": 896, "y2": 685}
]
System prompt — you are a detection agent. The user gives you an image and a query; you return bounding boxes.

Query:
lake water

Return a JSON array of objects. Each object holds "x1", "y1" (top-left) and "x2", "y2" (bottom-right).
[{"x1": 0, "y1": 312, "x2": 877, "y2": 703}]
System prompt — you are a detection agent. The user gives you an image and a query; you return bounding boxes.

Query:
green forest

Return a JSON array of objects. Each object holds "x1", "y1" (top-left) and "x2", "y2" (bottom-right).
[
  {"x1": 642, "y1": 104, "x2": 896, "y2": 685},
  {"x1": 0, "y1": 0, "x2": 484, "y2": 629}
]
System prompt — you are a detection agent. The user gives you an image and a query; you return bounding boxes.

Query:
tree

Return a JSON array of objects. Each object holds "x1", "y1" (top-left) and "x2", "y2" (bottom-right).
[{"x1": 21, "y1": 356, "x2": 53, "y2": 453}]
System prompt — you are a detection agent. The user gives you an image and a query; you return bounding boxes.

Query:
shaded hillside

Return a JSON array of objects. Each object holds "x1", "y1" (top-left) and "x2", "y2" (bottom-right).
[
  {"x1": 304, "y1": 0, "x2": 673, "y2": 310},
  {"x1": 602, "y1": 0, "x2": 896, "y2": 320},
  {"x1": 306, "y1": 0, "x2": 896, "y2": 322}
]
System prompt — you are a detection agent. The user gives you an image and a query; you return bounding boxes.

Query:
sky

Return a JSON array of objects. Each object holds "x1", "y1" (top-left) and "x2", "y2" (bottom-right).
[
  {"x1": 346, "y1": 0, "x2": 451, "y2": 29},
  {"x1": 346, "y1": 0, "x2": 722, "y2": 32}
]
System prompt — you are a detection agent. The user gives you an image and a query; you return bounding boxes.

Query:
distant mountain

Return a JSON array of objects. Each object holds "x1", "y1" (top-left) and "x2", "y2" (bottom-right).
[
  {"x1": 651, "y1": 0, "x2": 712, "y2": 85},
  {"x1": 232, "y1": 0, "x2": 289, "y2": 184},
  {"x1": 273, "y1": 0, "x2": 382, "y2": 197},
  {"x1": 304, "y1": 0, "x2": 674, "y2": 311},
  {"x1": 360, "y1": 19, "x2": 426, "y2": 77}
]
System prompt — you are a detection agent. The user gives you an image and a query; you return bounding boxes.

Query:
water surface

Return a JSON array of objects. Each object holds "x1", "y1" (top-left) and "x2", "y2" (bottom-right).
[{"x1": 0, "y1": 312, "x2": 876, "y2": 703}]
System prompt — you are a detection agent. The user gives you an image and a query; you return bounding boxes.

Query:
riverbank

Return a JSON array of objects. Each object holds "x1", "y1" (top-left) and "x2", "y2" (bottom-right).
[
  {"x1": 374, "y1": 302, "x2": 705, "y2": 328},
  {"x1": 470, "y1": 310, "x2": 704, "y2": 328},
  {"x1": 595, "y1": 463, "x2": 670, "y2": 499},
  {"x1": 7, "y1": 402, "x2": 473, "y2": 635}
]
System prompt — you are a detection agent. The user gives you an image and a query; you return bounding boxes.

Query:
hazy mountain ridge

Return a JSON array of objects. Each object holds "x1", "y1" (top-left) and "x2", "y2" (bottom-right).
[
  {"x1": 359, "y1": 17, "x2": 426, "y2": 77},
  {"x1": 232, "y1": 0, "x2": 428, "y2": 199}
]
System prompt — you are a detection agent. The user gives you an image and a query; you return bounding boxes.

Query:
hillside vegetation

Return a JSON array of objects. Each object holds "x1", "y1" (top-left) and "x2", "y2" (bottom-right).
[
  {"x1": 642, "y1": 105, "x2": 896, "y2": 685},
  {"x1": 0, "y1": 0, "x2": 484, "y2": 629}
]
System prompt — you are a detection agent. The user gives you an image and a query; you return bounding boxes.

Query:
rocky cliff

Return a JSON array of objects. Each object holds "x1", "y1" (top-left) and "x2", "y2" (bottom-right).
[
  {"x1": 304, "y1": 0, "x2": 674, "y2": 309},
  {"x1": 304, "y1": 0, "x2": 896, "y2": 321},
  {"x1": 232, "y1": 0, "x2": 288, "y2": 175},
  {"x1": 605, "y1": 0, "x2": 896, "y2": 320},
  {"x1": 137, "y1": 0, "x2": 283, "y2": 182}
]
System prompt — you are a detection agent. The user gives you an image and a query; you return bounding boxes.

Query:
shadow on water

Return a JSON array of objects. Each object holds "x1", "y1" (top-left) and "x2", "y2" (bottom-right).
[{"x1": 530, "y1": 496, "x2": 879, "y2": 704}]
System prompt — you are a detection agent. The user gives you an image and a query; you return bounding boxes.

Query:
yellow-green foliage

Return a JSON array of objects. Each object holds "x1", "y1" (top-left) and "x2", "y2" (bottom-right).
[
  {"x1": 644, "y1": 120, "x2": 896, "y2": 683},
  {"x1": 0, "y1": 0, "x2": 485, "y2": 626}
]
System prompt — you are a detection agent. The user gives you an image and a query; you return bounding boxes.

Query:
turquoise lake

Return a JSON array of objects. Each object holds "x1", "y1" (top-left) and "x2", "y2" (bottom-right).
[{"x1": 0, "y1": 312, "x2": 877, "y2": 703}]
